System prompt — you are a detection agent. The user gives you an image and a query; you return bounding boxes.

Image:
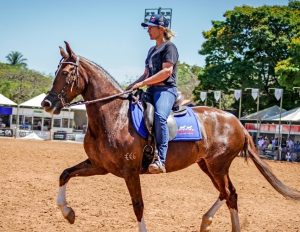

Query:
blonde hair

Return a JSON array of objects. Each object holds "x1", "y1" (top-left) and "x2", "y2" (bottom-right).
[{"x1": 164, "y1": 28, "x2": 175, "y2": 41}]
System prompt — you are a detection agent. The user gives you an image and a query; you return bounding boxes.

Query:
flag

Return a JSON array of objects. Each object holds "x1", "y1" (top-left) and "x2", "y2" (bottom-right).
[
  {"x1": 214, "y1": 91, "x2": 221, "y2": 101},
  {"x1": 274, "y1": 88, "x2": 283, "y2": 101},
  {"x1": 234, "y1": 90, "x2": 241, "y2": 101},
  {"x1": 200, "y1": 91, "x2": 207, "y2": 102},
  {"x1": 251, "y1": 89, "x2": 259, "y2": 100}
]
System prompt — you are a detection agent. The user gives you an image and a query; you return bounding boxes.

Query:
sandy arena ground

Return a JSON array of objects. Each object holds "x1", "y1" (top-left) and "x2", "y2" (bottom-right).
[{"x1": 0, "y1": 138, "x2": 300, "y2": 232}]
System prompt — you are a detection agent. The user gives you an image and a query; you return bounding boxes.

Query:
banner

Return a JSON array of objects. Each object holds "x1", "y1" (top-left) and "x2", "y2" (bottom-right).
[
  {"x1": 0, "y1": 129, "x2": 13, "y2": 137},
  {"x1": 251, "y1": 88, "x2": 259, "y2": 100},
  {"x1": 234, "y1": 90, "x2": 241, "y2": 101},
  {"x1": 214, "y1": 91, "x2": 221, "y2": 102},
  {"x1": 274, "y1": 88, "x2": 283, "y2": 101},
  {"x1": 0, "y1": 107, "x2": 12, "y2": 115},
  {"x1": 200, "y1": 91, "x2": 207, "y2": 102}
]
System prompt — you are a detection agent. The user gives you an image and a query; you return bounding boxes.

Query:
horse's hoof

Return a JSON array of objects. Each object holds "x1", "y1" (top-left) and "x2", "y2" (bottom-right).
[
  {"x1": 65, "y1": 207, "x2": 75, "y2": 224},
  {"x1": 200, "y1": 217, "x2": 213, "y2": 232}
]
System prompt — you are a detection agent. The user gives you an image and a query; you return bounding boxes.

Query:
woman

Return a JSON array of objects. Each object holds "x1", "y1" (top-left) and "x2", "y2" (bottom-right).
[{"x1": 128, "y1": 14, "x2": 179, "y2": 174}]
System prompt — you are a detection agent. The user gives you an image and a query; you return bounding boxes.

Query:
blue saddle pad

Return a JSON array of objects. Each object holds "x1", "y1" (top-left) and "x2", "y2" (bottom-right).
[{"x1": 130, "y1": 102, "x2": 202, "y2": 141}]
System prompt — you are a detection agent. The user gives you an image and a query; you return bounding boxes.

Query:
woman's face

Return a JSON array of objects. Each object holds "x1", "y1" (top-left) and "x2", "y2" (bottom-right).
[{"x1": 147, "y1": 26, "x2": 164, "y2": 40}]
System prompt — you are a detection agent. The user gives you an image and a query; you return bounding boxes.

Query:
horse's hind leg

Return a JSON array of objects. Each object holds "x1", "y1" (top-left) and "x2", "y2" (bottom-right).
[
  {"x1": 225, "y1": 176, "x2": 240, "y2": 232},
  {"x1": 57, "y1": 159, "x2": 108, "y2": 224},
  {"x1": 198, "y1": 160, "x2": 225, "y2": 232},
  {"x1": 201, "y1": 159, "x2": 240, "y2": 232}
]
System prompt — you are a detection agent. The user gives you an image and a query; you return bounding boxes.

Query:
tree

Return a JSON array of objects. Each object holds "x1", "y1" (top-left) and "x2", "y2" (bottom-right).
[
  {"x1": 177, "y1": 62, "x2": 201, "y2": 101},
  {"x1": 0, "y1": 62, "x2": 52, "y2": 103},
  {"x1": 5, "y1": 51, "x2": 27, "y2": 67},
  {"x1": 275, "y1": 37, "x2": 300, "y2": 89},
  {"x1": 196, "y1": 3, "x2": 300, "y2": 112}
]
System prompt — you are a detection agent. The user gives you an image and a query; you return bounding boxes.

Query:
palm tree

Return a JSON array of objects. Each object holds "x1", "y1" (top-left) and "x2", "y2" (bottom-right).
[{"x1": 5, "y1": 51, "x2": 27, "y2": 67}]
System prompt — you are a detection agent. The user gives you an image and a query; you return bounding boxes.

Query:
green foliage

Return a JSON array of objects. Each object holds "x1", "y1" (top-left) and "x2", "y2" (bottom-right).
[
  {"x1": 177, "y1": 62, "x2": 201, "y2": 101},
  {"x1": 275, "y1": 38, "x2": 300, "y2": 89},
  {"x1": 196, "y1": 2, "x2": 300, "y2": 111},
  {"x1": 5, "y1": 51, "x2": 27, "y2": 67},
  {"x1": 0, "y1": 62, "x2": 52, "y2": 104}
]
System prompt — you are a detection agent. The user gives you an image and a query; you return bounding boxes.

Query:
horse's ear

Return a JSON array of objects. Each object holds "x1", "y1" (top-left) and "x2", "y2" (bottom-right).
[
  {"x1": 59, "y1": 46, "x2": 68, "y2": 59},
  {"x1": 64, "y1": 41, "x2": 76, "y2": 59}
]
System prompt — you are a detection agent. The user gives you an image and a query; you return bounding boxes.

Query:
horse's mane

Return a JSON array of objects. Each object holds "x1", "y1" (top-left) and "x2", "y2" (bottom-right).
[{"x1": 81, "y1": 56, "x2": 124, "y2": 92}]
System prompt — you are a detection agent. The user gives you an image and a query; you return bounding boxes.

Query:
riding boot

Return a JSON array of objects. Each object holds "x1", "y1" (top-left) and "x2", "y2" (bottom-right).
[{"x1": 148, "y1": 149, "x2": 166, "y2": 174}]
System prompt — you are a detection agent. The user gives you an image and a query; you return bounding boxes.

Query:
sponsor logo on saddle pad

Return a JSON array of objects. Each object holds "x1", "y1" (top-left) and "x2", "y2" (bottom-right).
[
  {"x1": 130, "y1": 103, "x2": 202, "y2": 141},
  {"x1": 177, "y1": 125, "x2": 195, "y2": 135}
]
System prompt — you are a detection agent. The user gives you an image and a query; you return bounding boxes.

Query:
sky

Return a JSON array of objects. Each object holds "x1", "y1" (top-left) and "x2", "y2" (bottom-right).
[{"x1": 0, "y1": 0, "x2": 289, "y2": 84}]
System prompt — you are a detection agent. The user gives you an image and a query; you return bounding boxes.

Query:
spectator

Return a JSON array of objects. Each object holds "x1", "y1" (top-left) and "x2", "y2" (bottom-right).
[
  {"x1": 286, "y1": 152, "x2": 292, "y2": 162},
  {"x1": 258, "y1": 137, "x2": 265, "y2": 150},
  {"x1": 287, "y1": 138, "x2": 294, "y2": 152}
]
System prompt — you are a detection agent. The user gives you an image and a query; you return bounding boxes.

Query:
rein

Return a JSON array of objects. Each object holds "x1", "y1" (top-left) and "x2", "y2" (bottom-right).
[
  {"x1": 64, "y1": 89, "x2": 134, "y2": 107},
  {"x1": 51, "y1": 56, "x2": 134, "y2": 108}
]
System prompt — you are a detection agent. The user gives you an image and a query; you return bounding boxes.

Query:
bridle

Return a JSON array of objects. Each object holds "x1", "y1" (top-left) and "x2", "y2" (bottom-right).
[
  {"x1": 46, "y1": 56, "x2": 80, "y2": 107},
  {"x1": 47, "y1": 55, "x2": 133, "y2": 108}
]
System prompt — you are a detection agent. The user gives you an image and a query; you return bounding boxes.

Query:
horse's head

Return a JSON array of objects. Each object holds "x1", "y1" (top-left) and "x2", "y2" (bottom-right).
[{"x1": 42, "y1": 41, "x2": 85, "y2": 114}]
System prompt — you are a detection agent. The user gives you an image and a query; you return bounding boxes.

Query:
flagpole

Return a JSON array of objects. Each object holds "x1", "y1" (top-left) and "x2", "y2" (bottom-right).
[
  {"x1": 270, "y1": 88, "x2": 283, "y2": 160},
  {"x1": 278, "y1": 92, "x2": 283, "y2": 160},
  {"x1": 229, "y1": 89, "x2": 242, "y2": 119},
  {"x1": 239, "y1": 91, "x2": 242, "y2": 119},
  {"x1": 245, "y1": 88, "x2": 260, "y2": 144}
]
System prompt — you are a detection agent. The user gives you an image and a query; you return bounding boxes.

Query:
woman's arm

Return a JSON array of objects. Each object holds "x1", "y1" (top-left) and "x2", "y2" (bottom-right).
[{"x1": 126, "y1": 68, "x2": 149, "y2": 90}]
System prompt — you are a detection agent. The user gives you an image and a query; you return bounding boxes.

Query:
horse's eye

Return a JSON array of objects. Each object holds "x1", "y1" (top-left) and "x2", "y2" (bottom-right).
[{"x1": 62, "y1": 71, "x2": 69, "y2": 76}]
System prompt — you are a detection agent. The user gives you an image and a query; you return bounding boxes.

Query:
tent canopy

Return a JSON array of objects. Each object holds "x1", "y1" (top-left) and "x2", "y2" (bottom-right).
[
  {"x1": 240, "y1": 105, "x2": 286, "y2": 121},
  {"x1": 0, "y1": 93, "x2": 17, "y2": 106},
  {"x1": 20, "y1": 93, "x2": 86, "y2": 111},
  {"x1": 266, "y1": 107, "x2": 300, "y2": 122},
  {"x1": 20, "y1": 93, "x2": 46, "y2": 108},
  {"x1": 70, "y1": 104, "x2": 86, "y2": 111}
]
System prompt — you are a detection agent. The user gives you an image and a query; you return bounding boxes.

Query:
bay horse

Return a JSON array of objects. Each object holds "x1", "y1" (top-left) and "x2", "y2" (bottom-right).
[{"x1": 42, "y1": 41, "x2": 300, "y2": 232}]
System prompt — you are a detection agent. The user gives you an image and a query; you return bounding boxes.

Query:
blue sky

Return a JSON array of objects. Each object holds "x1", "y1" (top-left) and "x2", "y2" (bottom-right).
[{"x1": 0, "y1": 0, "x2": 289, "y2": 84}]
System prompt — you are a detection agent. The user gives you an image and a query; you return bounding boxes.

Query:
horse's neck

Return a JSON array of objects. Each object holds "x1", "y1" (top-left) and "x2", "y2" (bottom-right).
[
  {"x1": 81, "y1": 59, "x2": 123, "y2": 100},
  {"x1": 81, "y1": 60, "x2": 129, "y2": 142}
]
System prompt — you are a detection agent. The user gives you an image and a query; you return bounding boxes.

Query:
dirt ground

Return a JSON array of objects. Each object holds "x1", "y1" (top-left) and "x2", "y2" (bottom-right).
[{"x1": 0, "y1": 138, "x2": 300, "y2": 232}]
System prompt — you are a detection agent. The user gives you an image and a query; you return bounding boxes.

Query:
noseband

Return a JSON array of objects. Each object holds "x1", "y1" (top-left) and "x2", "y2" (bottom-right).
[{"x1": 47, "y1": 56, "x2": 80, "y2": 107}]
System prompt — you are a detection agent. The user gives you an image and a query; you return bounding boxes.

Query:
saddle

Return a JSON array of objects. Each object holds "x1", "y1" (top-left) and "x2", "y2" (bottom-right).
[{"x1": 140, "y1": 90, "x2": 187, "y2": 141}]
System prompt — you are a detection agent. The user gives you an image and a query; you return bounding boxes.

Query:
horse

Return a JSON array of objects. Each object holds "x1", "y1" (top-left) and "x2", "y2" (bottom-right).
[{"x1": 41, "y1": 41, "x2": 300, "y2": 232}]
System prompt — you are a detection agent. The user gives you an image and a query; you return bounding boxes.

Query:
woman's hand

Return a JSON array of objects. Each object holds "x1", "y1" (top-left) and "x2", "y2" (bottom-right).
[{"x1": 131, "y1": 81, "x2": 145, "y2": 90}]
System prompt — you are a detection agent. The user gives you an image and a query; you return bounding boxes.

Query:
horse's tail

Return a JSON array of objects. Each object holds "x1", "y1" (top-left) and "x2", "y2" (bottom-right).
[{"x1": 242, "y1": 129, "x2": 300, "y2": 200}]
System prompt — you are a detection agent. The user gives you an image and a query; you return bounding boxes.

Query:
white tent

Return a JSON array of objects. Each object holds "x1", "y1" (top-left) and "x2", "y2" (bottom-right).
[
  {"x1": 240, "y1": 105, "x2": 286, "y2": 121},
  {"x1": 266, "y1": 107, "x2": 300, "y2": 122},
  {"x1": 0, "y1": 93, "x2": 17, "y2": 106},
  {"x1": 19, "y1": 93, "x2": 46, "y2": 108},
  {"x1": 70, "y1": 104, "x2": 86, "y2": 111}
]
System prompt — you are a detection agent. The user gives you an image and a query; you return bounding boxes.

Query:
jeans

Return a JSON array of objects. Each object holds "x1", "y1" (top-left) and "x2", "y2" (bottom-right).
[{"x1": 147, "y1": 86, "x2": 177, "y2": 164}]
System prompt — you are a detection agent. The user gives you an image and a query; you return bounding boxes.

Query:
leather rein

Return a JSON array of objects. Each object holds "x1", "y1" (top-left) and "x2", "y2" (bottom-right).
[{"x1": 49, "y1": 56, "x2": 133, "y2": 108}]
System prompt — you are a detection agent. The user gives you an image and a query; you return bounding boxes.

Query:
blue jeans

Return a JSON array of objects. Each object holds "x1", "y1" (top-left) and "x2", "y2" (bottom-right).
[{"x1": 147, "y1": 86, "x2": 177, "y2": 164}]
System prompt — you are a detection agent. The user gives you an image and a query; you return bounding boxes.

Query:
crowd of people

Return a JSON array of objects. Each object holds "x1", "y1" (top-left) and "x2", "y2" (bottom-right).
[{"x1": 257, "y1": 136, "x2": 300, "y2": 162}]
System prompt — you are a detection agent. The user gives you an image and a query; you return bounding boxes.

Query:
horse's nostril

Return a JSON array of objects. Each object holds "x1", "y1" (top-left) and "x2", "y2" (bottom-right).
[{"x1": 42, "y1": 99, "x2": 52, "y2": 108}]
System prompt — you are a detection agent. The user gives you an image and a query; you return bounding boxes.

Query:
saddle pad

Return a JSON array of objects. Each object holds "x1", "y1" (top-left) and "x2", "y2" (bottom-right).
[{"x1": 130, "y1": 102, "x2": 202, "y2": 141}]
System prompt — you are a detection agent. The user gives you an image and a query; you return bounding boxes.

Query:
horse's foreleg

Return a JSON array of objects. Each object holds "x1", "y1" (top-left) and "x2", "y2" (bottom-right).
[
  {"x1": 124, "y1": 173, "x2": 147, "y2": 232},
  {"x1": 57, "y1": 159, "x2": 108, "y2": 224}
]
